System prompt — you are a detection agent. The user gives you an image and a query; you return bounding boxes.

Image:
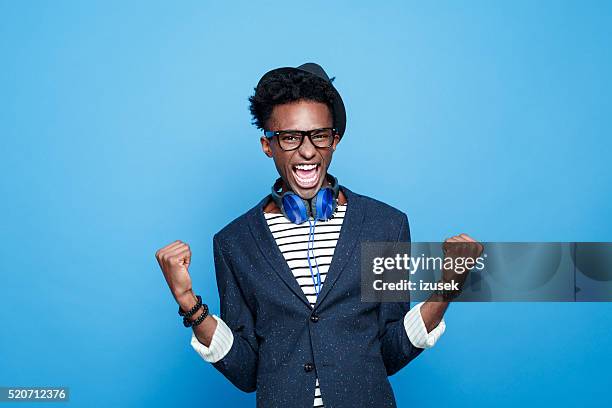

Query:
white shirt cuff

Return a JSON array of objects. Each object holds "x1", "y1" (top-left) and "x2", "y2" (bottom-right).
[
  {"x1": 190, "y1": 314, "x2": 234, "y2": 363},
  {"x1": 404, "y1": 301, "x2": 446, "y2": 349}
]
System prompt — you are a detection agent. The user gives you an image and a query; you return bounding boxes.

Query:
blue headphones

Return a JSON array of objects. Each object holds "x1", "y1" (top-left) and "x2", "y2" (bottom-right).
[
  {"x1": 270, "y1": 174, "x2": 341, "y2": 299},
  {"x1": 270, "y1": 174, "x2": 340, "y2": 225}
]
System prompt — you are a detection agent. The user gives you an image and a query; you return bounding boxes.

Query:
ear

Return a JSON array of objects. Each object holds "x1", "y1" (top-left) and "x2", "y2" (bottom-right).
[
  {"x1": 260, "y1": 136, "x2": 273, "y2": 158},
  {"x1": 331, "y1": 134, "x2": 341, "y2": 151}
]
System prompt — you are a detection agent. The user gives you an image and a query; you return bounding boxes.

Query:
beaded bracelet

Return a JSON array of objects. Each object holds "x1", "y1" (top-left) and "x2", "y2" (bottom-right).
[
  {"x1": 178, "y1": 295, "x2": 202, "y2": 319},
  {"x1": 189, "y1": 304, "x2": 210, "y2": 328}
]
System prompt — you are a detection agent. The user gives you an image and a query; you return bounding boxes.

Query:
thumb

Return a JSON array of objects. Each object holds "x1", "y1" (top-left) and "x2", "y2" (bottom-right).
[
  {"x1": 170, "y1": 248, "x2": 191, "y2": 270},
  {"x1": 180, "y1": 252, "x2": 191, "y2": 269}
]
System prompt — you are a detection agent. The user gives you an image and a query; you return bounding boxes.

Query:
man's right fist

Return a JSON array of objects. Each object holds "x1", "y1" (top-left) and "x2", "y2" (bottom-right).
[{"x1": 156, "y1": 240, "x2": 193, "y2": 300}]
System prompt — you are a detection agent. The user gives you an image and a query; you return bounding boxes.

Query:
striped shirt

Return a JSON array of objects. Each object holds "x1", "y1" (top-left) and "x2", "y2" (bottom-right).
[{"x1": 264, "y1": 203, "x2": 347, "y2": 408}]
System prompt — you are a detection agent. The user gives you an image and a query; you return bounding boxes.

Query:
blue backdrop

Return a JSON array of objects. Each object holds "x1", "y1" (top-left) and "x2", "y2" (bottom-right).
[{"x1": 1, "y1": 1, "x2": 610, "y2": 407}]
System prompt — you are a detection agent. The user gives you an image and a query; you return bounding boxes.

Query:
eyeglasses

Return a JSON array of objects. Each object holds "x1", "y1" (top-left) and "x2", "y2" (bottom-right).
[{"x1": 264, "y1": 127, "x2": 337, "y2": 151}]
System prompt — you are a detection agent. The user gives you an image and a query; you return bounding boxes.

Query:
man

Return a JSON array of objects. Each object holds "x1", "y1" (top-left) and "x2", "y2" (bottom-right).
[{"x1": 155, "y1": 63, "x2": 483, "y2": 407}]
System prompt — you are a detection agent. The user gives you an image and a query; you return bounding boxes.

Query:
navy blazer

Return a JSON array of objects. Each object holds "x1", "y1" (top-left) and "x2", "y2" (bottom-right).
[{"x1": 210, "y1": 185, "x2": 423, "y2": 407}]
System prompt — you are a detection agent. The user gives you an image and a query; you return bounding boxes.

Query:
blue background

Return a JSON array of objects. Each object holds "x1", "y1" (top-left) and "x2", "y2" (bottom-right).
[{"x1": 1, "y1": 1, "x2": 611, "y2": 407}]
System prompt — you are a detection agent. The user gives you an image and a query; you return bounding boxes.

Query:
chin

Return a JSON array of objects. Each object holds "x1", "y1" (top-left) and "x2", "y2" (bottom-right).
[{"x1": 289, "y1": 183, "x2": 319, "y2": 200}]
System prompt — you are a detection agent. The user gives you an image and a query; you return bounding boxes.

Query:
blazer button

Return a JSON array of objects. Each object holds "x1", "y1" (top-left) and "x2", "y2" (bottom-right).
[
  {"x1": 310, "y1": 314, "x2": 320, "y2": 323},
  {"x1": 304, "y1": 363, "x2": 314, "y2": 372}
]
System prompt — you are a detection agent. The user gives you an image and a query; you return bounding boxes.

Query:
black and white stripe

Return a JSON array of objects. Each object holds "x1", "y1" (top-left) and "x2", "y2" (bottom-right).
[{"x1": 264, "y1": 204, "x2": 347, "y2": 408}]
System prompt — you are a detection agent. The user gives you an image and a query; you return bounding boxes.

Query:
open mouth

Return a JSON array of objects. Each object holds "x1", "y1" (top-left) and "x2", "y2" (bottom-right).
[{"x1": 292, "y1": 163, "x2": 321, "y2": 189}]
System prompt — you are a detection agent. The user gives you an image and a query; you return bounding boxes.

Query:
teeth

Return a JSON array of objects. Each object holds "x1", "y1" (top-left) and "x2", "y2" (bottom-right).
[
  {"x1": 296, "y1": 174, "x2": 317, "y2": 182},
  {"x1": 293, "y1": 163, "x2": 319, "y2": 186},
  {"x1": 294, "y1": 164, "x2": 318, "y2": 170}
]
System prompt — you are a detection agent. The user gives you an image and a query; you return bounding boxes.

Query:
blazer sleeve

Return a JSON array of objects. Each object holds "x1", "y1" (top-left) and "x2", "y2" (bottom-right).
[
  {"x1": 377, "y1": 213, "x2": 424, "y2": 376},
  {"x1": 210, "y1": 234, "x2": 259, "y2": 392}
]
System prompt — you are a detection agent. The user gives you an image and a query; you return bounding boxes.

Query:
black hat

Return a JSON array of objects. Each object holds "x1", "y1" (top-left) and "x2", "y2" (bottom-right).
[{"x1": 255, "y1": 62, "x2": 347, "y2": 137}]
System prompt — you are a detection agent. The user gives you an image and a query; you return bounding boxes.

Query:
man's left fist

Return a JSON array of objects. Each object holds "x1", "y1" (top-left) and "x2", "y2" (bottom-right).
[
  {"x1": 440, "y1": 234, "x2": 484, "y2": 298},
  {"x1": 442, "y1": 233, "x2": 484, "y2": 263}
]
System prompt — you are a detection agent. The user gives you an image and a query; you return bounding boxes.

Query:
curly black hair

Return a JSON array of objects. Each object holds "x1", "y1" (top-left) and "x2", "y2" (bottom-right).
[{"x1": 249, "y1": 70, "x2": 337, "y2": 131}]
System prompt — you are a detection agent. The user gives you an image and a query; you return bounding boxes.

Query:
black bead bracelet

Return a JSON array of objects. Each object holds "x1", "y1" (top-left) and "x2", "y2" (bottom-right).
[
  {"x1": 178, "y1": 294, "x2": 209, "y2": 328},
  {"x1": 189, "y1": 304, "x2": 209, "y2": 328},
  {"x1": 178, "y1": 295, "x2": 202, "y2": 319}
]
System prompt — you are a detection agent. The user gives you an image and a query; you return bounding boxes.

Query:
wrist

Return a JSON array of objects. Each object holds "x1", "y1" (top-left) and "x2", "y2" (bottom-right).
[
  {"x1": 176, "y1": 290, "x2": 197, "y2": 310},
  {"x1": 427, "y1": 292, "x2": 451, "y2": 304}
]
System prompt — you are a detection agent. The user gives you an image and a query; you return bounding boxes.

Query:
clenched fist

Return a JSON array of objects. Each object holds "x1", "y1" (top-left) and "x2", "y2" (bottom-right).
[
  {"x1": 440, "y1": 233, "x2": 484, "y2": 299},
  {"x1": 442, "y1": 233, "x2": 484, "y2": 264},
  {"x1": 155, "y1": 240, "x2": 193, "y2": 301}
]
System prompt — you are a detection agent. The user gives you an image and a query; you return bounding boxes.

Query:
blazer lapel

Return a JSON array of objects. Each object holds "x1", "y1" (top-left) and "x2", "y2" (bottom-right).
[
  {"x1": 247, "y1": 196, "x2": 312, "y2": 309},
  {"x1": 313, "y1": 186, "x2": 365, "y2": 310}
]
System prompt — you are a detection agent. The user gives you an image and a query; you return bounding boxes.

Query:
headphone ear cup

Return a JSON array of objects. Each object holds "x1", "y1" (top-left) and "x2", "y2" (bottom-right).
[
  {"x1": 314, "y1": 188, "x2": 334, "y2": 221},
  {"x1": 282, "y1": 193, "x2": 309, "y2": 224}
]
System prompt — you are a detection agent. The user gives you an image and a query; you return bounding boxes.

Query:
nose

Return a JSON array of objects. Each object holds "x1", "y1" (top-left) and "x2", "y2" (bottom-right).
[{"x1": 298, "y1": 135, "x2": 317, "y2": 160}]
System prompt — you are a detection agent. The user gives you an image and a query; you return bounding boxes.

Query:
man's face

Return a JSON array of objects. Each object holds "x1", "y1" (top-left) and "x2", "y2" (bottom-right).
[{"x1": 261, "y1": 100, "x2": 340, "y2": 200}]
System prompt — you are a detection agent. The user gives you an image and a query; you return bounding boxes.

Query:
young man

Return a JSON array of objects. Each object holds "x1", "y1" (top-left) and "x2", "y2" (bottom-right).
[{"x1": 156, "y1": 63, "x2": 482, "y2": 407}]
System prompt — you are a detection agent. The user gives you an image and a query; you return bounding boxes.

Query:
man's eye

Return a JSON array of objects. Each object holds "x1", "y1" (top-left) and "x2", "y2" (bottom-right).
[
  {"x1": 311, "y1": 133, "x2": 327, "y2": 140},
  {"x1": 281, "y1": 135, "x2": 301, "y2": 142}
]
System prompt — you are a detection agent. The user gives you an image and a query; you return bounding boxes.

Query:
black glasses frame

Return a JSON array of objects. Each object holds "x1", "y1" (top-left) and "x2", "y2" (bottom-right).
[{"x1": 263, "y1": 127, "x2": 338, "y2": 151}]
